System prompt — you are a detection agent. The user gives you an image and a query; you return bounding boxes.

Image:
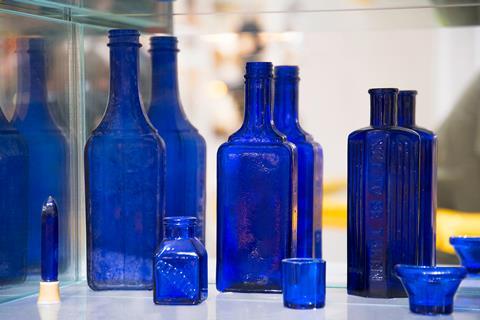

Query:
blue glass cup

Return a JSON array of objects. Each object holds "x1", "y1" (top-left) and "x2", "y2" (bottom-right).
[
  {"x1": 450, "y1": 236, "x2": 480, "y2": 274},
  {"x1": 395, "y1": 265, "x2": 467, "y2": 315},
  {"x1": 282, "y1": 258, "x2": 326, "y2": 309}
]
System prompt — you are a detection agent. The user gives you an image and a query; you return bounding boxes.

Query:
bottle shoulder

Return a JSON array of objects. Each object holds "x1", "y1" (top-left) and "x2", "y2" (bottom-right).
[
  {"x1": 409, "y1": 125, "x2": 437, "y2": 141},
  {"x1": 218, "y1": 138, "x2": 294, "y2": 156},
  {"x1": 349, "y1": 126, "x2": 420, "y2": 141},
  {"x1": 155, "y1": 238, "x2": 205, "y2": 258}
]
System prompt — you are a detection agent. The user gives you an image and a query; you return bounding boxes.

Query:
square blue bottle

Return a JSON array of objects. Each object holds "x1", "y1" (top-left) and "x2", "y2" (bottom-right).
[
  {"x1": 273, "y1": 66, "x2": 323, "y2": 258},
  {"x1": 153, "y1": 217, "x2": 207, "y2": 305},
  {"x1": 347, "y1": 88, "x2": 421, "y2": 298},
  {"x1": 398, "y1": 90, "x2": 437, "y2": 266},
  {"x1": 85, "y1": 30, "x2": 166, "y2": 290},
  {"x1": 216, "y1": 62, "x2": 297, "y2": 293}
]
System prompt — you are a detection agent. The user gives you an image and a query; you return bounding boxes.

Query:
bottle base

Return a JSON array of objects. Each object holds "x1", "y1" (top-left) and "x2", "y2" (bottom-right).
[{"x1": 410, "y1": 303, "x2": 453, "y2": 315}]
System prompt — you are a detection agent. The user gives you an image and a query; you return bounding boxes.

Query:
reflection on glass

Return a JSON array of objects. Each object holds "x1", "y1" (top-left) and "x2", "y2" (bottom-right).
[
  {"x1": 12, "y1": 37, "x2": 69, "y2": 273},
  {"x1": 0, "y1": 106, "x2": 28, "y2": 285}
]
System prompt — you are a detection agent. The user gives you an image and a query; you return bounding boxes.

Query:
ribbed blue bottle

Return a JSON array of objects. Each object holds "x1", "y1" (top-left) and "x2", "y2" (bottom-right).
[
  {"x1": 85, "y1": 30, "x2": 165, "y2": 290},
  {"x1": 41, "y1": 197, "x2": 58, "y2": 282},
  {"x1": 217, "y1": 62, "x2": 297, "y2": 293},
  {"x1": 398, "y1": 90, "x2": 437, "y2": 266},
  {"x1": 12, "y1": 38, "x2": 68, "y2": 273},
  {"x1": 154, "y1": 217, "x2": 208, "y2": 305},
  {"x1": 273, "y1": 66, "x2": 323, "y2": 258},
  {"x1": 148, "y1": 36, "x2": 206, "y2": 243},
  {"x1": 0, "y1": 107, "x2": 28, "y2": 285},
  {"x1": 347, "y1": 88, "x2": 421, "y2": 298}
]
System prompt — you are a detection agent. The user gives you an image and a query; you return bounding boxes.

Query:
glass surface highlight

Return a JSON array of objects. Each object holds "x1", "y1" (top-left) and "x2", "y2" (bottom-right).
[
  {"x1": 216, "y1": 62, "x2": 297, "y2": 293},
  {"x1": 154, "y1": 217, "x2": 207, "y2": 305},
  {"x1": 395, "y1": 265, "x2": 467, "y2": 315},
  {"x1": 282, "y1": 258, "x2": 325, "y2": 309},
  {"x1": 450, "y1": 236, "x2": 480, "y2": 274},
  {"x1": 41, "y1": 197, "x2": 58, "y2": 282}
]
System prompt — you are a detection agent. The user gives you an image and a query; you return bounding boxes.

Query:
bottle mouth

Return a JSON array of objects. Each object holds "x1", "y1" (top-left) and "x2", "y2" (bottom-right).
[
  {"x1": 16, "y1": 37, "x2": 45, "y2": 52},
  {"x1": 274, "y1": 65, "x2": 299, "y2": 79},
  {"x1": 245, "y1": 62, "x2": 273, "y2": 78},
  {"x1": 163, "y1": 216, "x2": 197, "y2": 226},
  {"x1": 368, "y1": 88, "x2": 398, "y2": 95},
  {"x1": 108, "y1": 29, "x2": 141, "y2": 47},
  {"x1": 150, "y1": 35, "x2": 178, "y2": 52},
  {"x1": 398, "y1": 90, "x2": 418, "y2": 97}
]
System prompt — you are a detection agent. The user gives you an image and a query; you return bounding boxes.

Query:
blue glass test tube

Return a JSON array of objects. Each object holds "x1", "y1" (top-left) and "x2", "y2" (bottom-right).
[{"x1": 41, "y1": 196, "x2": 58, "y2": 282}]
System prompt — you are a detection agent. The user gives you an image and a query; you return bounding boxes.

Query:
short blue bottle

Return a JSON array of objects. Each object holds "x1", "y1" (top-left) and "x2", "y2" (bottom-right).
[
  {"x1": 273, "y1": 66, "x2": 323, "y2": 258},
  {"x1": 0, "y1": 107, "x2": 28, "y2": 285},
  {"x1": 85, "y1": 30, "x2": 166, "y2": 290},
  {"x1": 347, "y1": 88, "x2": 421, "y2": 298},
  {"x1": 12, "y1": 37, "x2": 68, "y2": 272},
  {"x1": 217, "y1": 62, "x2": 297, "y2": 293},
  {"x1": 153, "y1": 217, "x2": 207, "y2": 305},
  {"x1": 148, "y1": 36, "x2": 206, "y2": 243},
  {"x1": 41, "y1": 197, "x2": 58, "y2": 282},
  {"x1": 398, "y1": 90, "x2": 437, "y2": 266}
]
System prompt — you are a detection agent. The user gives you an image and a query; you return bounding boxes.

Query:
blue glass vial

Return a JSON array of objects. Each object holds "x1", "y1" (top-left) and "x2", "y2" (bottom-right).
[
  {"x1": 274, "y1": 65, "x2": 323, "y2": 258},
  {"x1": 216, "y1": 62, "x2": 297, "y2": 293},
  {"x1": 85, "y1": 29, "x2": 165, "y2": 290},
  {"x1": 347, "y1": 88, "x2": 421, "y2": 298},
  {"x1": 0, "y1": 107, "x2": 28, "y2": 285},
  {"x1": 398, "y1": 90, "x2": 437, "y2": 266},
  {"x1": 148, "y1": 36, "x2": 206, "y2": 243},
  {"x1": 153, "y1": 217, "x2": 207, "y2": 305},
  {"x1": 282, "y1": 258, "x2": 326, "y2": 309},
  {"x1": 41, "y1": 197, "x2": 58, "y2": 282},
  {"x1": 12, "y1": 37, "x2": 68, "y2": 272}
]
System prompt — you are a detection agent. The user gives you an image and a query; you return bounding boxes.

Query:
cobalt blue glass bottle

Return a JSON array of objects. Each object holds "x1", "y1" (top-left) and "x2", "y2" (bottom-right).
[
  {"x1": 153, "y1": 217, "x2": 207, "y2": 305},
  {"x1": 148, "y1": 36, "x2": 206, "y2": 243},
  {"x1": 41, "y1": 197, "x2": 58, "y2": 282},
  {"x1": 85, "y1": 29, "x2": 165, "y2": 290},
  {"x1": 217, "y1": 62, "x2": 297, "y2": 293},
  {"x1": 398, "y1": 90, "x2": 437, "y2": 266},
  {"x1": 0, "y1": 107, "x2": 28, "y2": 285},
  {"x1": 347, "y1": 88, "x2": 421, "y2": 298},
  {"x1": 273, "y1": 65, "x2": 323, "y2": 258},
  {"x1": 12, "y1": 37, "x2": 68, "y2": 273}
]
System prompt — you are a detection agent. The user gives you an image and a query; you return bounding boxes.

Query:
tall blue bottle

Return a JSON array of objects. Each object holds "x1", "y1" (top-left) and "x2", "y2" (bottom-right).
[
  {"x1": 347, "y1": 88, "x2": 421, "y2": 298},
  {"x1": 85, "y1": 30, "x2": 165, "y2": 290},
  {"x1": 12, "y1": 38, "x2": 68, "y2": 273},
  {"x1": 147, "y1": 36, "x2": 206, "y2": 243},
  {"x1": 273, "y1": 66, "x2": 323, "y2": 258},
  {"x1": 398, "y1": 90, "x2": 437, "y2": 266},
  {"x1": 217, "y1": 62, "x2": 297, "y2": 293},
  {"x1": 0, "y1": 107, "x2": 28, "y2": 285}
]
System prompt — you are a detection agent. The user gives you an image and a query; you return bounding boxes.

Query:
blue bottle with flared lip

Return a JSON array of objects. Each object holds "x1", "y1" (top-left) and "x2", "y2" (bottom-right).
[
  {"x1": 347, "y1": 88, "x2": 421, "y2": 298},
  {"x1": 273, "y1": 65, "x2": 323, "y2": 258},
  {"x1": 153, "y1": 217, "x2": 208, "y2": 305},
  {"x1": 216, "y1": 62, "x2": 297, "y2": 293},
  {"x1": 85, "y1": 29, "x2": 166, "y2": 290},
  {"x1": 147, "y1": 36, "x2": 206, "y2": 244},
  {"x1": 398, "y1": 90, "x2": 437, "y2": 266}
]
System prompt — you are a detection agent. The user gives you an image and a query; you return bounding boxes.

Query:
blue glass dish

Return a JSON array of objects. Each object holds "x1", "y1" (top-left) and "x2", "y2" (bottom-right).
[
  {"x1": 274, "y1": 66, "x2": 323, "y2": 258},
  {"x1": 154, "y1": 217, "x2": 208, "y2": 305},
  {"x1": 216, "y1": 62, "x2": 297, "y2": 293},
  {"x1": 347, "y1": 88, "x2": 421, "y2": 298},
  {"x1": 398, "y1": 90, "x2": 437, "y2": 266},
  {"x1": 12, "y1": 37, "x2": 69, "y2": 272},
  {"x1": 41, "y1": 197, "x2": 58, "y2": 282},
  {"x1": 0, "y1": 106, "x2": 28, "y2": 285},
  {"x1": 148, "y1": 36, "x2": 206, "y2": 243},
  {"x1": 395, "y1": 265, "x2": 467, "y2": 315},
  {"x1": 85, "y1": 29, "x2": 166, "y2": 290},
  {"x1": 450, "y1": 236, "x2": 480, "y2": 274},
  {"x1": 282, "y1": 258, "x2": 325, "y2": 309}
]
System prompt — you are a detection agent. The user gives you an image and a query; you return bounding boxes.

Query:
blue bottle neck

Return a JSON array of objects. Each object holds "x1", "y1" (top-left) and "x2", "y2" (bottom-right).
[
  {"x1": 369, "y1": 89, "x2": 398, "y2": 127},
  {"x1": 274, "y1": 76, "x2": 299, "y2": 133},
  {"x1": 397, "y1": 91, "x2": 416, "y2": 127},
  {"x1": 164, "y1": 223, "x2": 195, "y2": 239}
]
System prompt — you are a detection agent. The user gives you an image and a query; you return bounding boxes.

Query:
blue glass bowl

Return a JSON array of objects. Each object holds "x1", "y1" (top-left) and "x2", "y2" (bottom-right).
[
  {"x1": 282, "y1": 258, "x2": 326, "y2": 309},
  {"x1": 450, "y1": 236, "x2": 480, "y2": 274},
  {"x1": 395, "y1": 265, "x2": 467, "y2": 315}
]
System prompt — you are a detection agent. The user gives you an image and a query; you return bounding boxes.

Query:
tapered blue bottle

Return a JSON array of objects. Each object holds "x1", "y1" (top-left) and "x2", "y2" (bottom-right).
[
  {"x1": 41, "y1": 197, "x2": 58, "y2": 282},
  {"x1": 347, "y1": 88, "x2": 421, "y2": 298},
  {"x1": 273, "y1": 66, "x2": 323, "y2": 258},
  {"x1": 398, "y1": 90, "x2": 437, "y2": 266},
  {"x1": 217, "y1": 62, "x2": 297, "y2": 293},
  {"x1": 0, "y1": 107, "x2": 28, "y2": 285},
  {"x1": 12, "y1": 38, "x2": 68, "y2": 272},
  {"x1": 147, "y1": 36, "x2": 206, "y2": 243},
  {"x1": 85, "y1": 30, "x2": 165, "y2": 290}
]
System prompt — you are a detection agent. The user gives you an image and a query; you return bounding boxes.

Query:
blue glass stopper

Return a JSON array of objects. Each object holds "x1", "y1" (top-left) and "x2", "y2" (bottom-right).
[
  {"x1": 450, "y1": 236, "x2": 480, "y2": 274},
  {"x1": 41, "y1": 196, "x2": 58, "y2": 282},
  {"x1": 395, "y1": 265, "x2": 467, "y2": 315},
  {"x1": 282, "y1": 258, "x2": 326, "y2": 309}
]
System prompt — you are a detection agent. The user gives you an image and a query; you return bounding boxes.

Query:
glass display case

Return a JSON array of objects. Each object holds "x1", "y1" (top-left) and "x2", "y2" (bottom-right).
[{"x1": 1, "y1": 0, "x2": 480, "y2": 309}]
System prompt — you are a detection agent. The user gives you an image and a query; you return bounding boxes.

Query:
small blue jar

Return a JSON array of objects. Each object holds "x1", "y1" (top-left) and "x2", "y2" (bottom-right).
[{"x1": 154, "y1": 217, "x2": 208, "y2": 305}]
